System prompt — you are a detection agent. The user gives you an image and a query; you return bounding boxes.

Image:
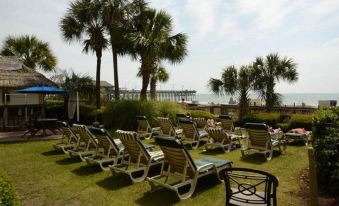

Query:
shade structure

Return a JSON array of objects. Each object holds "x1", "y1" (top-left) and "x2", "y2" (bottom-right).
[{"x1": 17, "y1": 86, "x2": 65, "y2": 94}]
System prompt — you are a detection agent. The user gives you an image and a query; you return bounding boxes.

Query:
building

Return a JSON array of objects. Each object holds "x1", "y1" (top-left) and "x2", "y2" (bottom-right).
[{"x1": 0, "y1": 56, "x2": 55, "y2": 130}]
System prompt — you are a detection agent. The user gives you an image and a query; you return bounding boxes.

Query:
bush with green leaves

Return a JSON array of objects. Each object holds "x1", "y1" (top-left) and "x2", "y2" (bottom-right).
[
  {"x1": 312, "y1": 109, "x2": 339, "y2": 195},
  {"x1": 187, "y1": 109, "x2": 215, "y2": 120},
  {"x1": 0, "y1": 172, "x2": 19, "y2": 206},
  {"x1": 155, "y1": 101, "x2": 185, "y2": 124},
  {"x1": 103, "y1": 100, "x2": 157, "y2": 131},
  {"x1": 287, "y1": 114, "x2": 313, "y2": 131},
  {"x1": 241, "y1": 112, "x2": 281, "y2": 127}
]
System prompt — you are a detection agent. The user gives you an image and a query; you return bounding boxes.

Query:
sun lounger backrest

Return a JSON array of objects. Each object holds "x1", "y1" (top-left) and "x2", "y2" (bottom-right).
[
  {"x1": 245, "y1": 123, "x2": 270, "y2": 148},
  {"x1": 155, "y1": 136, "x2": 196, "y2": 178},
  {"x1": 73, "y1": 124, "x2": 97, "y2": 148},
  {"x1": 219, "y1": 115, "x2": 234, "y2": 132},
  {"x1": 136, "y1": 116, "x2": 151, "y2": 132},
  {"x1": 179, "y1": 119, "x2": 198, "y2": 141},
  {"x1": 58, "y1": 121, "x2": 77, "y2": 143},
  {"x1": 89, "y1": 127, "x2": 119, "y2": 156},
  {"x1": 157, "y1": 117, "x2": 174, "y2": 135},
  {"x1": 194, "y1": 117, "x2": 206, "y2": 129},
  {"x1": 206, "y1": 127, "x2": 230, "y2": 143},
  {"x1": 116, "y1": 130, "x2": 150, "y2": 164}
]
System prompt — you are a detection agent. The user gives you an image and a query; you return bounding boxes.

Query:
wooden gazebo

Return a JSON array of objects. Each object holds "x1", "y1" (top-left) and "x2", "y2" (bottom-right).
[{"x1": 0, "y1": 56, "x2": 56, "y2": 130}]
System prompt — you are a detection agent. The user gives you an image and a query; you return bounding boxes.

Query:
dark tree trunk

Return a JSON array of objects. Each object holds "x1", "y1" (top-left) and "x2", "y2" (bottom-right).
[
  {"x1": 112, "y1": 45, "x2": 120, "y2": 100},
  {"x1": 238, "y1": 90, "x2": 249, "y2": 119},
  {"x1": 150, "y1": 77, "x2": 157, "y2": 100},
  {"x1": 140, "y1": 70, "x2": 151, "y2": 101},
  {"x1": 63, "y1": 94, "x2": 69, "y2": 120},
  {"x1": 265, "y1": 82, "x2": 275, "y2": 112},
  {"x1": 95, "y1": 49, "x2": 102, "y2": 109}
]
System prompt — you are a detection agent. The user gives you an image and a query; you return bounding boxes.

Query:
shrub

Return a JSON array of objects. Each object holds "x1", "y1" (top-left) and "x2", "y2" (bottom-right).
[
  {"x1": 276, "y1": 123, "x2": 289, "y2": 132},
  {"x1": 103, "y1": 100, "x2": 156, "y2": 130},
  {"x1": 241, "y1": 112, "x2": 281, "y2": 127},
  {"x1": 0, "y1": 172, "x2": 19, "y2": 206},
  {"x1": 313, "y1": 109, "x2": 339, "y2": 195},
  {"x1": 155, "y1": 101, "x2": 185, "y2": 124},
  {"x1": 187, "y1": 109, "x2": 215, "y2": 120},
  {"x1": 287, "y1": 114, "x2": 313, "y2": 131},
  {"x1": 79, "y1": 105, "x2": 104, "y2": 125}
]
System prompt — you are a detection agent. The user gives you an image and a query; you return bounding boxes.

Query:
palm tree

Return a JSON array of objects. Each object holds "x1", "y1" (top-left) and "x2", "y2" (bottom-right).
[
  {"x1": 102, "y1": 0, "x2": 146, "y2": 100},
  {"x1": 252, "y1": 53, "x2": 298, "y2": 112},
  {"x1": 60, "y1": 0, "x2": 108, "y2": 109},
  {"x1": 137, "y1": 64, "x2": 169, "y2": 100},
  {"x1": 129, "y1": 8, "x2": 187, "y2": 100},
  {"x1": 51, "y1": 69, "x2": 94, "y2": 119},
  {"x1": 0, "y1": 35, "x2": 57, "y2": 72},
  {"x1": 208, "y1": 65, "x2": 254, "y2": 119}
]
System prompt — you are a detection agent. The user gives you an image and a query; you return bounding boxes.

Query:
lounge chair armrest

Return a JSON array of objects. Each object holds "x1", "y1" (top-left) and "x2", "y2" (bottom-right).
[{"x1": 196, "y1": 163, "x2": 214, "y2": 172}]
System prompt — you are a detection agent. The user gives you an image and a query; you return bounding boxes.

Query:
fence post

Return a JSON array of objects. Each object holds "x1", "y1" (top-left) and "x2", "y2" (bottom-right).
[{"x1": 308, "y1": 147, "x2": 319, "y2": 206}]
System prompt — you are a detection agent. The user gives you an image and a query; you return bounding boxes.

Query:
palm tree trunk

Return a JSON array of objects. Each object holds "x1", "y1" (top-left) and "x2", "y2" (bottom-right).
[
  {"x1": 266, "y1": 83, "x2": 274, "y2": 112},
  {"x1": 150, "y1": 77, "x2": 157, "y2": 100},
  {"x1": 95, "y1": 50, "x2": 102, "y2": 109},
  {"x1": 112, "y1": 44, "x2": 120, "y2": 100},
  {"x1": 140, "y1": 70, "x2": 151, "y2": 101}
]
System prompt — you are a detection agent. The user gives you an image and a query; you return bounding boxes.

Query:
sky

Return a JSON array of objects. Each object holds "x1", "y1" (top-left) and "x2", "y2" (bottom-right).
[{"x1": 1, "y1": 0, "x2": 339, "y2": 94}]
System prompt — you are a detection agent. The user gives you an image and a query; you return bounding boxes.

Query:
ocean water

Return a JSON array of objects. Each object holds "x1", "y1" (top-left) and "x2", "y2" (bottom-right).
[{"x1": 195, "y1": 93, "x2": 339, "y2": 107}]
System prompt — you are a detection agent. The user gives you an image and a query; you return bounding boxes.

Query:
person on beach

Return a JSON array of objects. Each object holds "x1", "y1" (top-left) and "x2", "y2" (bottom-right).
[{"x1": 180, "y1": 98, "x2": 187, "y2": 108}]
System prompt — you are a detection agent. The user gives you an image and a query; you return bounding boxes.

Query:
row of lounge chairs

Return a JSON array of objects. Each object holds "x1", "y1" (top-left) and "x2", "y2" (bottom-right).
[
  {"x1": 52, "y1": 114, "x2": 309, "y2": 204},
  {"x1": 53, "y1": 121, "x2": 233, "y2": 200}
]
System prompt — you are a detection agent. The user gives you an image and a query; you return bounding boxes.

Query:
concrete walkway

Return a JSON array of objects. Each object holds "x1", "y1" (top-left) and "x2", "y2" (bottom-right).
[{"x1": 0, "y1": 130, "x2": 61, "y2": 142}]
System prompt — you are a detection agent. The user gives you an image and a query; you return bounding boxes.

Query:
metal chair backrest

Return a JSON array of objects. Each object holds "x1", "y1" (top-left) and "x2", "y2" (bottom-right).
[
  {"x1": 58, "y1": 121, "x2": 77, "y2": 144},
  {"x1": 89, "y1": 127, "x2": 121, "y2": 157},
  {"x1": 73, "y1": 124, "x2": 97, "y2": 149},
  {"x1": 155, "y1": 136, "x2": 197, "y2": 179},
  {"x1": 179, "y1": 118, "x2": 199, "y2": 141},
  {"x1": 245, "y1": 123, "x2": 271, "y2": 148},
  {"x1": 219, "y1": 115, "x2": 234, "y2": 132},
  {"x1": 116, "y1": 130, "x2": 150, "y2": 165},
  {"x1": 220, "y1": 167, "x2": 279, "y2": 206},
  {"x1": 157, "y1": 117, "x2": 175, "y2": 136},
  {"x1": 206, "y1": 127, "x2": 231, "y2": 144},
  {"x1": 136, "y1": 116, "x2": 151, "y2": 133},
  {"x1": 194, "y1": 117, "x2": 206, "y2": 129}
]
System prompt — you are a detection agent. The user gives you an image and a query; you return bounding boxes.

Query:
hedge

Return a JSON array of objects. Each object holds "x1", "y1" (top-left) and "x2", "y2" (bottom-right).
[
  {"x1": 287, "y1": 114, "x2": 313, "y2": 131},
  {"x1": 241, "y1": 112, "x2": 281, "y2": 127},
  {"x1": 0, "y1": 172, "x2": 19, "y2": 206},
  {"x1": 312, "y1": 109, "x2": 339, "y2": 195}
]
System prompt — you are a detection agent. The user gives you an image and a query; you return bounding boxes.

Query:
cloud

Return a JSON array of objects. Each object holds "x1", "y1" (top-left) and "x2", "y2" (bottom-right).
[{"x1": 184, "y1": 0, "x2": 221, "y2": 42}]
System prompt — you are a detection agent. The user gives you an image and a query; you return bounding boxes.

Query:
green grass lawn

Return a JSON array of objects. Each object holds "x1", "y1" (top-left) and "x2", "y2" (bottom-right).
[{"x1": 0, "y1": 139, "x2": 308, "y2": 206}]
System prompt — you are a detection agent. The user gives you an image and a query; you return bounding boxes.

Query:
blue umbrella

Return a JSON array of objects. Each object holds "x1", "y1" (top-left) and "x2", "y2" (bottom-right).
[{"x1": 17, "y1": 86, "x2": 66, "y2": 94}]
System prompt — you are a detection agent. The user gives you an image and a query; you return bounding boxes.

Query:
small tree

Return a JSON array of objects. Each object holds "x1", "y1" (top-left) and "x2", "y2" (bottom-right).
[
  {"x1": 208, "y1": 65, "x2": 254, "y2": 119},
  {"x1": 252, "y1": 53, "x2": 298, "y2": 111}
]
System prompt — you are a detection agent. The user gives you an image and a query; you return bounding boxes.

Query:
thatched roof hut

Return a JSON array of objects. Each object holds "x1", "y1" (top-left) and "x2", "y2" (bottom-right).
[{"x1": 0, "y1": 56, "x2": 55, "y2": 89}]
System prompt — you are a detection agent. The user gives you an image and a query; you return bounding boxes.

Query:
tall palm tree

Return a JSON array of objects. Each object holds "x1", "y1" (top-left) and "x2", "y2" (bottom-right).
[
  {"x1": 129, "y1": 8, "x2": 187, "y2": 100},
  {"x1": 208, "y1": 65, "x2": 254, "y2": 119},
  {"x1": 1, "y1": 35, "x2": 57, "y2": 72},
  {"x1": 137, "y1": 65, "x2": 169, "y2": 100},
  {"x1": 252, "y1": 53, "x2": 298, "y2": 112},
  {"x1": 102, "y1": 0, "x2": 146, "y2": 100},
  {"x1": 60, "y1": 0, "x2": 108, "y2": 109}
]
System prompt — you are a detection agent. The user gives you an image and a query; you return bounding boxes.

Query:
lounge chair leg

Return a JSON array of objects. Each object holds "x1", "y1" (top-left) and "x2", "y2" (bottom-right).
[
  {"x1": 265, "y1": 151, "x2": 273, "y2": 161},
  {"x1": 176, "y1": 181, "x2": 196, "y2": 200}
]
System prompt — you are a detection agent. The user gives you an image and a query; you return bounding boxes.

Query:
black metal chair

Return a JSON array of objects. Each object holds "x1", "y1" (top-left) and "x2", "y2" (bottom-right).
[{"x1": 220, "y1": 167, "x2": 279, "y2": 206}]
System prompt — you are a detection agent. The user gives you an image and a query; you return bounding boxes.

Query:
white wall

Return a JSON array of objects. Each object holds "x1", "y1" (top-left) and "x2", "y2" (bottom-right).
[{"x1": 0, "y1": 89, "x2": 42, "y2": 106}]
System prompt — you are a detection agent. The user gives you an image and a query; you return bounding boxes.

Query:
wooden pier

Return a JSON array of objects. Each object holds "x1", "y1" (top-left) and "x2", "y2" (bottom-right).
[{"x1": 109, "y1": 89, "x2": 197, "y2": 101}]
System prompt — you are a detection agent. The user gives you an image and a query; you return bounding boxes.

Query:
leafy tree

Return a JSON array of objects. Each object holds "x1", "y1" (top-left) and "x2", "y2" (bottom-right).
[
  {"x1": 137, "y1": 64, "x2": 169, "y2": 100},
  {"x1": 1, "y1": 35, "x2": 57, "y2": 72},
  {"x1": 252, "y1": 53, "x2": 298, "y2": 111},
  {"x1": 129, "y1": 8, "x2": 187, "y2": 100},
  {"x1": 208, "y1": 65, "x2": 254, "y2": 118},
  {"x1": 60, "y1": 0, "x2": 108, "y2": 109},
  {"x1": 51, "y1": 69, "x2": 94, "y2": 118},
  {"x1": 102, "y1": 0, "x2": 146, "y2": 100}
]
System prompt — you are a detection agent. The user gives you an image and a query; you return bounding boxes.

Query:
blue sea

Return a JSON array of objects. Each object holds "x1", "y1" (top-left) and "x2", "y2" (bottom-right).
[{"x1": 195, "y1": 93, "x2": 339, "y2": 107}]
